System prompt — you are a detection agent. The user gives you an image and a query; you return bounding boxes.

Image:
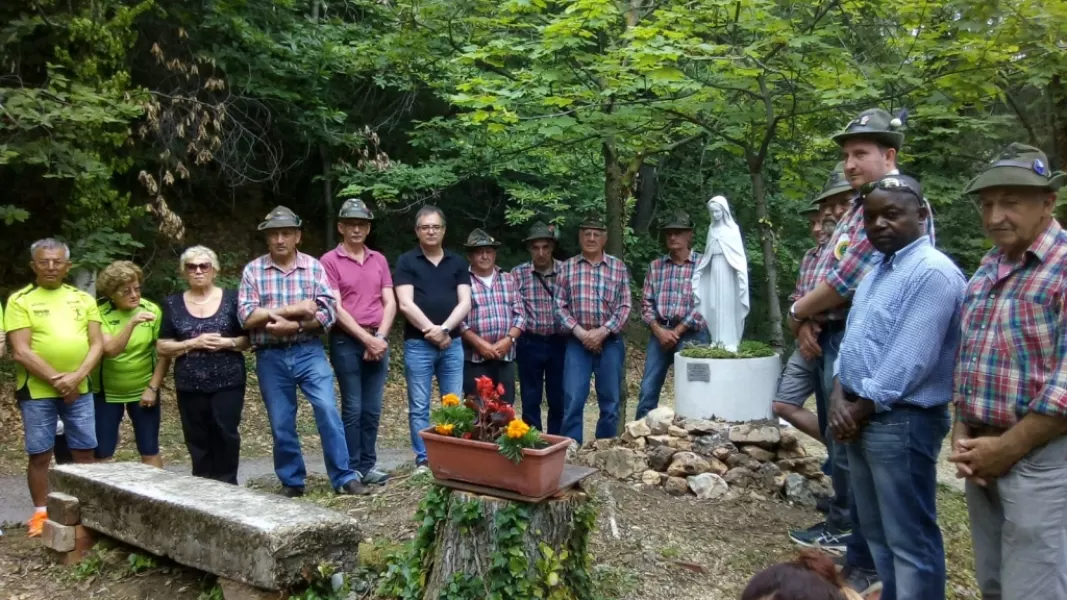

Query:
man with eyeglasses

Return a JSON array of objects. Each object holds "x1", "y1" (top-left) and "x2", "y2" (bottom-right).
[
  {"x1": 394, "y1": 205, "x2": 471, "y2": 472},
  {"x1": 321, "y1": 198, "x2": 396, "y2": 486},
  {"x1": 829, "y1": 173, "x2": 964, "y2": 600},
  {"x1": 557, "y1": 215, "x2": 632, "y2": 444},
  {"x1": 6, "y1": 238, "x2": 102, "y2": 537},
  {"x1": 238, "y1": 206, "x2": 368, "y2": 497},
  {"x1": 785, "y1": 108, "x2": 920, "y2": 593},
  {"x1": 948, "y1": 144, "x2": 1067, "y2": 599}
]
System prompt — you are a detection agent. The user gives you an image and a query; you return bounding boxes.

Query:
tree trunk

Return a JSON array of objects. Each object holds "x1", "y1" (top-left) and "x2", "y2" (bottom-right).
[
  {"x1": 602, "y1": 139, "x2": 630, "y2": 434},
  {"x1": 630, "y1": 163, "x2": 657, "y2": 234},
  {"x1": 417, "y1": 488, "x2": 596, "y2": 600},
  {"x1": 748, "y1": 163, "x2": 784, "y2": 348}
]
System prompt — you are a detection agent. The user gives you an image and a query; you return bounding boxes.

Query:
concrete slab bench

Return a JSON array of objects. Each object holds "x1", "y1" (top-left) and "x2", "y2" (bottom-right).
[{"x1": 50, "y1": 463, "x2": 360, "y2": 590}]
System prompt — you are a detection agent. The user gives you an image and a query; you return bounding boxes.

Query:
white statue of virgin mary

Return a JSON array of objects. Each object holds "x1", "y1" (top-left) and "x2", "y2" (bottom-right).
[{"x1": 692, "y1": 195, "x2": 749, "y2": 351}]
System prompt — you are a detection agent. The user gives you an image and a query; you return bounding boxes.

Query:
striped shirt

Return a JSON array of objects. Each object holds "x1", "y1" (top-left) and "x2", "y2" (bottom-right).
[
  {"x1": 556, "y1": 253, "x2": 631, "y2": 333},
  {"x1": 836, "y1": 237, "x2": 965, "y2": 412},
  {"x1": 954, "y1": 220, "x2": 1067, "y2": 428},
  {"x1": 641, "y1": 252, "x2": 704, "y2": 329},
  {"x1": 790, "y1": 245, "x2": 825, "y2": 302},
  {"x1": 237, "y1": 252, "x2": 336, "y2": 347},
  {"x1": 512, "y1": 260, "x2": 564, "y2": 336},
  {"x1": 461, "y1": 269, "x2": 526, "y2": 362}
]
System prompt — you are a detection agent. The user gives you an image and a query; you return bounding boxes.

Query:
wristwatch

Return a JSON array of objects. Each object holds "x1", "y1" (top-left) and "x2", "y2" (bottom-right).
[
  {"x1": 374, "y1": 332, "x2": 386, "y2": 339},
  {"x1": 507, "y1": 334, "x2": 517, "y2": 343},
  {"x1": 297, "y1": 323, "x2": 305, "y2": 334},
  {"x1": 441, "y1": 325, "x2": 450, "y2": 334},
  {"x1": 788, "y1": 302, "x2": 803, "y2": 323}
]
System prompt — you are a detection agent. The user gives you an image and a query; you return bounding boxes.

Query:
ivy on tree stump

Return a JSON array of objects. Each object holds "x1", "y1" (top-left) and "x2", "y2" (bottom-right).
[{"x1": 380, "y1": 485, "x2": 598, "y2": 600}]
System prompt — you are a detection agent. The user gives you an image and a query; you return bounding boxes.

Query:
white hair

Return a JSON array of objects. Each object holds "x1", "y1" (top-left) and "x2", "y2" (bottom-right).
[
  {"x1": 179, "y1": 245, "x2": 220, "y2": 271},
  {"x1": 30, "y1": 238, "x2": 70, "y2": 260}
]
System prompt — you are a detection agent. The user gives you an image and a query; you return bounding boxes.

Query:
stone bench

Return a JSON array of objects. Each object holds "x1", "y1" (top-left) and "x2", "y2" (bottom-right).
[{"x1": 50, "y1": 463, "x2": 361, "y2": 590}]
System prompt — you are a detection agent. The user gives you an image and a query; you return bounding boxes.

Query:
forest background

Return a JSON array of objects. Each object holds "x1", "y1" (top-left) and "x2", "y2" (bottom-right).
[{"x1": 2, "y1": 0, "x2": 1066, "y2": 348}]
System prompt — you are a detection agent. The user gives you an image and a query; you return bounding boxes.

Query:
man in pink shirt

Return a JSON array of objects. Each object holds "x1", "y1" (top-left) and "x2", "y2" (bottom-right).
[{"x1": 321, "y1": 198, "x2": 397, "y2": 485}]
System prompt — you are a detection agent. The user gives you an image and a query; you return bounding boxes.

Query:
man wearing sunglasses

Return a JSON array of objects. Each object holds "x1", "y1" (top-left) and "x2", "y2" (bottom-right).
[
  {"x1": 948, "y1": 144, "x2": 1067, "y2": 599},
  {"x1": 784, "y1": 108, "x2": 915, "y2": 593},
  {"x1": 238, "y1": 206, "x2": 368, "y2": 497},
  {"x1": 830, "y1": 174, "x2": 965, "y2": 600}
]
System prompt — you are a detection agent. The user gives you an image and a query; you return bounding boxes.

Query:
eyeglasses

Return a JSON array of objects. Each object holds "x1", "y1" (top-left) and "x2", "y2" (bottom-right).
[
  {"x1": 119, "y1": 285, "x2": 141, "y2": 297},
  {"x1": 33, "y1": 259, "x2": 69, "y2": 268},
  {"x1": 185, "y1": 262, "x2": 212, "y2": 273},
  {"x1": 418, "y1": 225, "x2": 444, "y2": 233},
  {"x1": 859, "y1": 177, "x2": 922, "y2": 202}
]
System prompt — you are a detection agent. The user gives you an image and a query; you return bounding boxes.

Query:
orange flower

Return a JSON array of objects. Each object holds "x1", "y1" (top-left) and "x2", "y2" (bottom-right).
[
  {"x1": 434, "y1": 423, "x2": 455, "y2": 435},
  {"x1": 441, "y1": 393, "x2": 461, "y2": 407},
  {"x1": 505, "y1": 419, "x2": 531, "y2": 439}
]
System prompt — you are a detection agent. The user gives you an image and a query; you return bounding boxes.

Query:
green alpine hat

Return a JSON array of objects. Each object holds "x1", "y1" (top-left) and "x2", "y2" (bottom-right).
[
  {"x1": 812, "y1": 161, "x2": 853, "y2": 205},
  {"x1": 338, "y1": 197, "x2": 374, "y2": 220},
  {"x1": 523, "y1": 221, "x2": 557, "y2": 243},
  {"x1": 660, "y1": 209, "x2": 694, "y2": 230},
  {"x1": 257, "y1": 205, "x2": 302, "y2": 231},
  {"x1": 800, "y1": 205, "x2": 821, "y2": 217},
  {"x1": 464, "y1": 228, "x2": 502, "y2": 249},
  {"x1": 578, "y1": 214, "x2": 607, "y2": 231},
  {"x1": 963, "y1": 143, "x2": 1066, "y2": 195},
  {"x1": 832, "y1": 108, "x2": 905, "y2": 150}
]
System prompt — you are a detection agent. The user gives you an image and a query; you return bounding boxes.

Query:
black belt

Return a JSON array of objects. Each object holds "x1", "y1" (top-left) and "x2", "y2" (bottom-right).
[
  {"x1": 523, "y1": 332, "x2": 568, "y2": 341},
  {"x1": 657, "y1": 317, "x2": 682, "y2": 328},
  {"x1": 255, "y1": 338, "x2": 316, "y2": 351},
  {"x1": 821, "y1": 320, "x2": 846, "y2": 333}
]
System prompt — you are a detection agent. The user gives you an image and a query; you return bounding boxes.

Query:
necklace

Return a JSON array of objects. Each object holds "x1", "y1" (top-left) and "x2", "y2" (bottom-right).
[{"x1": 186, "y1": 288, "x2": 220, "y2": 305}]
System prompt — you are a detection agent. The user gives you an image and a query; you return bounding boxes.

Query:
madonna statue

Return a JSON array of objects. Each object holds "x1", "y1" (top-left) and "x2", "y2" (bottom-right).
[{"x1": 691, "y1": 196, "x2": 749, "y2": 351}]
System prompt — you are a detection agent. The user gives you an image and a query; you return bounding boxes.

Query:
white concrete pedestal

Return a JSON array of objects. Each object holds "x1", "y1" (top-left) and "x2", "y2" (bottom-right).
[{"x1": 673, "y1": 354, "x2": 781, "y2": 422}]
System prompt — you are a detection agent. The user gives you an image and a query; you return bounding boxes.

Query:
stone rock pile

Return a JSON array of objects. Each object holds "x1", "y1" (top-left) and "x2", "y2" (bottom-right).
[{"x1": 575, "y1": 407, "x2": 832, "y2": 504}]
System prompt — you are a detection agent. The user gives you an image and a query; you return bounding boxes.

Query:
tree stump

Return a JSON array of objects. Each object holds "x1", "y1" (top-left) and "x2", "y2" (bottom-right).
[{"x1": 381, "y1": 485, "x2": 598, "y2": 600}]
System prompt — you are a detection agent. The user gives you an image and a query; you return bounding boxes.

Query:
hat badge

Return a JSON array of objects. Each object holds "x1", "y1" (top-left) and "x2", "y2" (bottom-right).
[
  {"x1": 859, "y1": 115, "x2": 870, "y2": 126},
  {"x1": 1034, "y1": 158, "x2": 1048, "y2": 176}
]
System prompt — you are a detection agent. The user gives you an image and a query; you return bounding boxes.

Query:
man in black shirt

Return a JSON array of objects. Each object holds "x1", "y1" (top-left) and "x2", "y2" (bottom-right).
[{"x1": 394, "y1": 205, "x2": 472, "y2": 471}]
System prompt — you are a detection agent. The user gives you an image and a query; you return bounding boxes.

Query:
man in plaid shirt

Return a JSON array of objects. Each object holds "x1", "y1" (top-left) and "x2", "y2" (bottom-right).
[
  {"x1": 634, "y1": 210, "x2": 708, "y2": 419},
  {"x1": 772, "y1": 202, "x2": 835, "y2": 445},
  {"x1": 948, "y1": 143, "x2": 1067, "y2": 599},
  {"x1": 460, "y1": 228, "x2": 525, "y2": 404},
  {"x1": 512, "y1": 222, "x2": 567, "y2": 434},
  {"x1": 238, "y1": 206, "x2": 367, "y2": 496},
  {"x1": 785, "y1": 109, "x2": 912, "y2": 589},
  {"x1": 556, "y1": 215, "x2": 632, "y2": 444}
]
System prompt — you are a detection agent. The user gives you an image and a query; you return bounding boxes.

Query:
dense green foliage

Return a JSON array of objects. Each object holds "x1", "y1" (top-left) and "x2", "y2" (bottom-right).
[
  {"x1": 680, "y1": 341, "x2": 777, "y2": 359},
  {"x1": 2, "y1": 0, "x2": 1065, "y2": 344}
]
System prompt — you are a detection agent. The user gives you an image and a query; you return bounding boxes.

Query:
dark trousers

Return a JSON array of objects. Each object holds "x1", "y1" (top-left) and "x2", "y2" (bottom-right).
[
  {"x1": 54, "y1": 434, "x2": 74, "y2": 465},
  {"x1": 176, "y1": 386, "x2": 245, "y2": 485},
  {"x1": 463, "y1": 359, "x2": 516, "y2": 404},
  {"x1": 516, "y1": 334, "x2": 567, "y2": 435},
  {"x1": 329, "y1": 332, "x2": 389, "y2": 475}
]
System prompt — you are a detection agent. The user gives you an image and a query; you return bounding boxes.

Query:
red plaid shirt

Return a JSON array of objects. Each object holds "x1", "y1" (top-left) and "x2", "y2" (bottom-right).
[
  {"x1": 641, "y1": 251, "x2": 704, "y2": 329},
  {"x1": 954, "y1": 220, "x2": 1067, "y2": 428},
  {"x1": 790, "y1": 245, "x2": 825, "y2": 302},
  {"x1": 512, "y1": 260, "x2": 564, "y2": 336},
  {"x1": 461, "y1": 268, "x2": 526, "y2": 362},
  {"x1": 556, "y1": 253, "x2": 631, "y2": 334},
  {"x1": 237, "y1": 252, "x2": 336, "y2": 347},
  {"x1": 810, "y1": 201, "x2": 874, "y2": 321}
]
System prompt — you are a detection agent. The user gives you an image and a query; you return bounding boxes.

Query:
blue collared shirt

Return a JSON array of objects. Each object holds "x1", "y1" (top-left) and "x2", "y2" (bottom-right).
[{"x1": 834, "y1": 236, "x2": 965, "y2": 412}]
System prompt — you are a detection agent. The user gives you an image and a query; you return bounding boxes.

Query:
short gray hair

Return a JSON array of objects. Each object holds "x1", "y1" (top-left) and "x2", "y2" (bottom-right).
[
  {"x1": 179, "y1": 245, "x2": 220, "y2": 272},
  {"x1": 30, "y1": 238, "x2": 70, "y2": 260},
  {"x1": 415, "y1": 205, "x2": 446, "y2": 227}
]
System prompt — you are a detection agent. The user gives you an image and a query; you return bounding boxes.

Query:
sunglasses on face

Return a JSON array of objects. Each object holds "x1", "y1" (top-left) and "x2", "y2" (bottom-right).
[
  {"x1": 859, "y1": 177, "x2": 923, "y2": 202},
  {"x1": 185, "y1": 262, "x2": 213, "y2": 273}
]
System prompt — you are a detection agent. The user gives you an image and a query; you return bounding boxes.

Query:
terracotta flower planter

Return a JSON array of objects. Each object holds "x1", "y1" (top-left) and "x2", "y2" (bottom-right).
[{"x1": 418, "y1": 429, "x2": 571, "y2": 497}]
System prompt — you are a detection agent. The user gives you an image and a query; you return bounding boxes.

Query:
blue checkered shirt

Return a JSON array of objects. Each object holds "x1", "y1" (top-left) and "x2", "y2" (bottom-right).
[{"x1": 835, "y1": 237, "x2": 965, "y2": 412}]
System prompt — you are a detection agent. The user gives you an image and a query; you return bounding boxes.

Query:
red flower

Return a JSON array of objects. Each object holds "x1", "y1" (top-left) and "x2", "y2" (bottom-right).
[
  {"x1": 496, "y1": 383, "x2": 505, "y2": 396},
  {"x1": 461, "y1": 432, "x2": 472, "y2": 439}
]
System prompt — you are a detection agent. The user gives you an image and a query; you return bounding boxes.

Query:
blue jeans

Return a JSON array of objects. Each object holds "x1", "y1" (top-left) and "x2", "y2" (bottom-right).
[
  {"x1": 329, "y1": 332, "x2": 389, "y2": 475},
  {"x1": 820, "y1": 327, "x2": 875, "y2": 571},
  {"x1": 403, "y1": 338, "x2": 463, "y2": 463},
  {"x1": 19, "y1": 392, "x2": 96, "y2": 455},
  {"x1": 516, "y1": 334, "x2": 567, "y2": 434},
  {"x1": 846, "y1": 404, "x2": 950, "y2": 600},
  {"x1": 561, "y1": 335, "x2": 624, "y2": 444},
  {"x1": 255, "y1": 341, "x2": 356, "y2": 490},
  {"x1": 635, "y1": 328, "x2": 710, "y2": 420}
]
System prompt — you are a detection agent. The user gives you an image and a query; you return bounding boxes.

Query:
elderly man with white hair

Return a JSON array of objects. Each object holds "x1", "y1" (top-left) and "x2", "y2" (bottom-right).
[{"x1": 6, "y1": 238, "x2": 103, "y2": 537}]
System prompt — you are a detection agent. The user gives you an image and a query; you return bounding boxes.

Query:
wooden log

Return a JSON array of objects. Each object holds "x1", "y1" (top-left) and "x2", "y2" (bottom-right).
[{"x1": 383, "y1": 485, "x2": 598, "y2": 600}]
